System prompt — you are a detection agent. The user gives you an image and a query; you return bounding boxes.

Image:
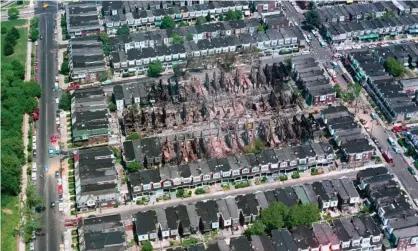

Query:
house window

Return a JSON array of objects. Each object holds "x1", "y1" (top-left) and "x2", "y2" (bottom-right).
[
  {"x1": 320, "y1": 95, "x2": 326, "y2": 101},
  {"x1": 372, "y1": 236, "x2": 381, "y2": 243},
  {"x1": 411, "y1": 237, "x2": 418, "y2": 244},
  {"x1": 262, "y1": 4, "x2": 268, "y2": 10},
  {"x1": 355, "y1": 153, "x2": 363, "y2": 160},
  {"x1": 299, "y1": 159, "x2": 306, "y2": 165},
  {"x1": 280, "y1": 162, "x2": 287, "y2": 167},
  {"x1": 290, "y1": 160, "x2": 297, "y2": 166},
  {"x1": 87, "y1": 200, "x2": 95, "y2": 206}
]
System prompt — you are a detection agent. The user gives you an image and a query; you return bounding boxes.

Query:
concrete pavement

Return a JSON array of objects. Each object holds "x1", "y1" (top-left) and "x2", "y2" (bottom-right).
[{"x1": 73, "y1": 164, "x2": 384, "y2": 220}]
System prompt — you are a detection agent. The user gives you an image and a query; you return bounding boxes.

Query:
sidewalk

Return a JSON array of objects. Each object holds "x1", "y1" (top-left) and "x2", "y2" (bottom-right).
[
  {"x1": 73, "y1": 163, "x2": 385, "y2": 218},
  {"x1": 19, "y1": 114, "x2": 29, "y2": 251},
  {"x1": 25, "y1": 19, "x2": 32, "y2": 82}
]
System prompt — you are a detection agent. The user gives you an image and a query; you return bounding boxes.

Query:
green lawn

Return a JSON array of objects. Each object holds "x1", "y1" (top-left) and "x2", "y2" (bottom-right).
[
  {"x1": 1, "y1": 196, "x2": 20, "y2": 251},
  {"x1": 1, "y1": 19, "x2": 28, "y2": 66}
]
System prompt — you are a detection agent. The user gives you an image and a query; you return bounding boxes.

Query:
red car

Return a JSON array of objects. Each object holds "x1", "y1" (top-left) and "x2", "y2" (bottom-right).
[
  {"x1": 67, "y1": 83, "x2": 80, "y2": 91},
  {"x1": 35, "y1": 66, "x2": 38, "y2": 72},
  {"x1": 50, "y1": 136, "x2": 57, "y2": 143},
  {"x1": 332, "y1": 77, "x2": 338, "y2": 83},
  {"x1": 34, "y1": 76, "x2": 38, "y2": 82}
]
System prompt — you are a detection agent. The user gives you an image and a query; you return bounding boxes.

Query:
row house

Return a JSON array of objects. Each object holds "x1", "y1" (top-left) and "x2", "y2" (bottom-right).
[
  {"x1": 291, "y1": 55, "x2": 335, "y2": 106},
  {"x1": 73, "y1": 146, "x2": 120, "y2": 211},
  {"x1": 127, "y1": 142, "x2": 334, "y2": 199},
  {"x1": 104, "y1": 1, "x2": 250, "y2": 33},
  {"x1": 131, "y1": 178, "x2": 366, "y2": 242},
  {"x1": 322, "y1": 15, "x2": 418, "y2": 44},
  {"x1": 317, "y1": 2, "x2": 399, "y2": 24},
  {"x1": 66, "y1": 2, "x2": 103, "y2": 38}
]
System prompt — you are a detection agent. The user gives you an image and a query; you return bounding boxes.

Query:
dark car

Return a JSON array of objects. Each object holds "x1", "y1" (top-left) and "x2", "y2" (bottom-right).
[
  {"x1": 55, "y1": 171, "x2": 59, "y2": 179},
  {"x1": 32, "y1": 149, "x2": 36, "y2": 157},
  {"x1": 51, "y1": 202, "x2": 55, "y2": 208},
  {"x1": 58, "y1": 194, "x2": 63, "y2": 202}
]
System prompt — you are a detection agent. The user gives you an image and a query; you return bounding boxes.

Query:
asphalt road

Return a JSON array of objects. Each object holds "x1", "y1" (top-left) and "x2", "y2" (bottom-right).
[
  {"x1": 96, "y1": 170, "x2": 359, "y2": 220},
  {"x1": 35, "y1": 1, "x2": 62, "y2": 251}
]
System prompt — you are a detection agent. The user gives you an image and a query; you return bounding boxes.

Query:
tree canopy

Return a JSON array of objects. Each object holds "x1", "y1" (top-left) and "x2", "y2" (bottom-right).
[
  {"x1": 384, "y1": 57, "x2": 406, "y2": 77},
  {"x1": 148, "y1": 61, "x2": 164, "y2": 77},
  {"x1": 160, "y1": 16, "x2": 175, "y2": 29},
  {"x1": 195, "y1": 16, "x2": 207, "y2": 25},
  {"x1": 261, "y1": 201, "x2": 289, "y2": 231},
  {"x1": 60, "y1": 60, "x2": 70, "y2": 75},
  {"x1": 117, "y1": 25, "x2": 130, "y2": 35},
  {"x1": 141, "y1": 241, "x2": 153, "y2": 251},
  {"x1": 126, "y1": 132, "x2": 141, "y2": 140},
  {"x1": 58, "y1": 91, "x2": 72, "y2": 111},
  {"x1": 126, "y1": 161, "x2": 143, "y2": 173},
  {"x1": 224, "y1": 10, "x2": 243, "y2": 21},
  {"x1": 99, "y1": 32, "x2": 110, "y2": 56},
  {"x1": 8, "y1": 7, "x2": 19, "y2": 20},
  {"x1": 244, "y1": 220, "x2": 265, "y2": 237},
  {"x1": 305, "y1": 9, "x2": 321, "y2": 29},
  {"x1": 171, "y1": 33, "x2": 184, "y2": 44},
  {"x1": 2, "y1": 56, "x2": 40, "y2": 196}
]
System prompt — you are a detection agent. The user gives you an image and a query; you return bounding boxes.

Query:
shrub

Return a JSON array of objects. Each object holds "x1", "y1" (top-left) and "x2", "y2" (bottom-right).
[
  {"x1": 195, "y1": 188, "x2": 205, "y2": 195},
  {"x1": 234, "y1": 181, "x2": 250, "y2": 189},
  {"x1": 291, "y1": 172, "x2": 300, "y2": 179},
  {"x1": 279, "y1": 175, "x2": 288, "y2": 181}
]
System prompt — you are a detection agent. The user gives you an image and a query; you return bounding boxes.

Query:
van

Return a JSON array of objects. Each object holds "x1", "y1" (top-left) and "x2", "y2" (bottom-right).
[
  {"x1": 32, "y1": 163, "x2": 37, "y2": 172},
  {"x1": 32, "y1": 172, "x2": 37, "y2": 181}
]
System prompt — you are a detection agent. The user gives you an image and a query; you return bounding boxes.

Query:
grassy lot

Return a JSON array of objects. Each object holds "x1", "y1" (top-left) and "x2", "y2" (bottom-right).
[
  {"x1": 1, "y1": 196, "x2": 20, "y2": 251},
  {"x1": 1, "y1": 19, "x2": 28, "y2": 66}
]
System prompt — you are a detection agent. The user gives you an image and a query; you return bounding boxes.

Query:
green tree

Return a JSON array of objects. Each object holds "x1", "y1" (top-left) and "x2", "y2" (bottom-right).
[
  {"x1": 195, "y1": 16, "x2": 206, "y2": 25},
  {"x1": 58, "y1": 91, "x2": 72, "y2": 111},
  {"x1": 126, "y1": 161, "x2": 143, "y2": 173},
  {"x1": 257, "y1": 24, "x2": 265, "y2": 32},
  {"x1": 23, "y1": 81, "x2": 41, "y2": 98},
  {"x1": 261, "y1": 201, "x2": 289, "y2": 231},
  {"x1": 7, "y1": 27, "x2": 20, "y2": 43},
  {"x1": 141, "y1": 240, "x2": 153, "y2": 251},
  {"x1": 286, "y1": 204, "x2": 320, "y2": 228},
  {"x1": 224, "y1": 10, "x2": 242, "y2": 21},
  {"x1": 160, "y1": 16, "x2": 175, "y2": 29},
  {"x1": 171, "y1": 33, "x2": 184, "y2": 44},
  {"x1": 206, "y1": 12, "x2": 211, "y2": 22},
  {"x1": 176, "y1": 188, "x2": 185, "y2": 198},
  {"x1": 108, "y1": 102, "x2": 117, "y2": 112},
  {"x1": 305, "y1": 9, "x2": 321, "y2": 29},
  {"x1": 20, "y1": 206, "x2": 41, "y2": 243},
  {"x1": 60, "y1": 60, "x2": 70, "y2": 75},
  {"x1": 12, "y1": 60, "x2": 25, "y2": 79},
  {"x1": 99, "y1": 69, "x2": 111, "y2": 82},
  {"x1": 1, "y1": 153, "x2": 22, "y2": 195},
  {"x1": 126, "y1": 132, "x2": 141, "y2": 140},
  {"x1": 384, "y1": 57, "x2": 406, "y2": 77},
  {"x1": 1, "y1": 26, "x2": 7, "y2": 34},
  {"x1": 99, "y1": 32, "x2": 110, "y2": 56},
  {"x1": 30, "y1": 17, "x2": 40, "y2": 28},
  {"x1": 173, "y1": 64, "x2": 184, "y2": 77},
  {"x1": 147, "y1": 61, "x2": 164, "y2": 77},
  {"x1": 4, "y1": 43, "x2": 14, "y2": 56},
  {"x1": 8, "y1": 7, "x2": 19, "y2": 20},
  {"x1": 244, "y1": 220, "x2": 265, "y2": 237},
  {"x1": 26, "y1": 183, "x2": 43, "y2": 208},
  {"x1": 178, "y1": 21, "x2": 188, "y2": 27},
  {"x1": 117, "y1": 25, "x2": 130, "y2": 35},
  {"x1": 30, "y1": 28, "x2": 39, "y2": 41},
  {"x1": 308, "y1": 1, "x2": 316, "y2": 10},
  {"x1": 186, "y1": 33, "x2": 194, "y2": 41}
]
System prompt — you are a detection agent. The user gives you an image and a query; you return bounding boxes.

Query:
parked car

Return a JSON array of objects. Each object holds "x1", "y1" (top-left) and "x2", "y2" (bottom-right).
[
  {"x1": 55, "y1": 171, "x2": 60, "y2": 179},
  {"x1": 392, "y1": 145, "x2": 400, "y2": 154},
  {"x1": 58, "y1": 202, "x2": 64, "y2": 212},
  {"x1": 30, "y1": 242, "x2": 35, "y2": 251},
  {"x1": 409, "y1": 167, "x2": 416, "y2": 175},
  {"x1": 371, "y1": 113, "x2": 377, "y2": 120},
  {"x1": 360, "y1": 118, "x2": 367, "y2": 125}
]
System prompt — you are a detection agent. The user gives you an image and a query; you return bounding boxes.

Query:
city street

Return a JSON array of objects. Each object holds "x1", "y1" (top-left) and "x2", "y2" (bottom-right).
[{"x1": 35, "y1": 1, "x2": 63, "y2": 251}]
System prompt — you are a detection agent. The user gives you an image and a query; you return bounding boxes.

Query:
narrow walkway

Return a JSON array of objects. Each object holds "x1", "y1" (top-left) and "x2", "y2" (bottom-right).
[
  {"x1": 18, "y1": 114, "x2": 29, "y2": 251},
  {"x1": 19, "y1": 14, "x2": 34, "y2": 251}
]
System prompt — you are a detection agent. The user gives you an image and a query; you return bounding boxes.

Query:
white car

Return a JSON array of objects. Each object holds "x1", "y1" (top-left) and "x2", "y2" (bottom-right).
[
  {"x1": 55, "y1": 97, "x2": 59, "y2": 104},
  {"x1": 32, "y1": 135, "x2": 36, "y2": 143},
  {"x1": 32, "y1": 143, "x2": 37, "y2": 150},
  {"x1": 57, "y1": 178, "x2": 62, "y2": 186},
  {"x1": 58, "y1": 202, "x2": 64, "y2": 212},
  {"x1": 30, "y1": 242, "x2": 35, "y2": 251},
  {"x1": 414, "y1": 175, "x2": 418, "y2": 182},
  {"x1": 56, "y1": 117, "x2": 60, "y2": 125},
  {"x1": 32, "y1": 172, "x2": 37, "y2": 181},
  {"x1": 32, "y1": 163, "x2": 37, "y2": 172}
]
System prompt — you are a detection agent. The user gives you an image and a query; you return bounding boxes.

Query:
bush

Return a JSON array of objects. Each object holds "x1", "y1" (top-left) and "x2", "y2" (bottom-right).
[
  {"x1": 195, "y1": 188, "x2": 205, "y2": 195},
  {"x1": 126, "y1": 132, "x2": 141, "y2": 140},
  {"x1": 234, "y1": 181, "x2": 250, "y2": 189},
  {"x1": 60, "y1": 60, "x2": 70, "y2": 75},
  {"x1": 279, "y1": 175, "x2": 288, "y2": 181},
  {"x1": 291, "y1": 172, "x2": 300, "y2": 179},
  {"x1": 1, "y1": 26, "x2": 7, "y2": 34},
  {"x1": 27, "y1": 155, "x2": 32, "y2": 163},
  {"x1": 181, "y1": 238, "x2": 199, "y2": 248},
  {"x1": 4, "y1": 43, "x2": 14, "y2": 56}
]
